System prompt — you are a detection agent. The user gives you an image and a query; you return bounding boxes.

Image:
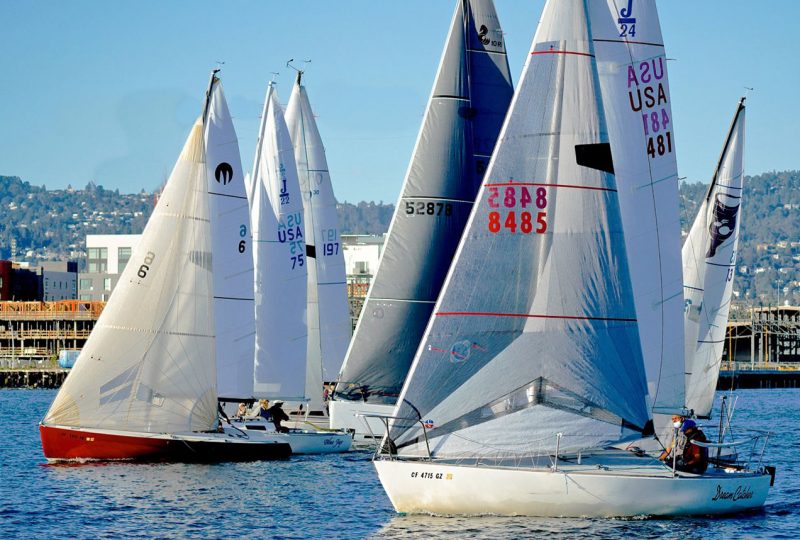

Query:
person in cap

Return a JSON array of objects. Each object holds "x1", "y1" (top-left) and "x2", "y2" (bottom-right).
[
  {"x1": 267, "y1": 400, "x2": 290, "y2": 433},
  {"x1": 674, "y1": 419, "x2": 709, "y2": 474},
  {"x1": 659, "y1": 414, "x2": 687, "y2": 462}
]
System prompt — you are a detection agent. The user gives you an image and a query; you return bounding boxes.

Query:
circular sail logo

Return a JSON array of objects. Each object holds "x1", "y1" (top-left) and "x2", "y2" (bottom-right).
[
  {"x1": 214, "y1": 162, "x2": 234, "y2": 185},
  {"x1": 478, "y1": 25, "x2": 490, "y2": 46}
]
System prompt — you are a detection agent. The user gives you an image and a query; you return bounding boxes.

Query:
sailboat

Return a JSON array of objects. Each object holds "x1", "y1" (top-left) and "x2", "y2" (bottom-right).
[
  {"x1": 330, "y1": 0, "x2": 514, "y2": 440},
  {"x1": 284, "y1": 70, "x2": 351, "y2": 422},
  {"x1": 683, "y1": 98, "x2": 747, "y2": 418},
  {"x1": 373, "y1": 0, "x2": 772, "y2": 517},
  {"x1": 234, "y1": 81, "x2": 351, "y2": 454},
  {"x1": 39, "y1": 72, "x2": 291, "y2": 461}
]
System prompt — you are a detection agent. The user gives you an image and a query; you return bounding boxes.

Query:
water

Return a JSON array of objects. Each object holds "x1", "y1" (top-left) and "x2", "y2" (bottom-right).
[{"x1": 1, "y1": 389, "x2": 798, "y2": 539}]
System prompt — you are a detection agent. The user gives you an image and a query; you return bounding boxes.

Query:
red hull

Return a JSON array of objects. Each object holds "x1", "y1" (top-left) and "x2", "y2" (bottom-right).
[{"x1": 40, "y1": 424, "x2": 291, "y2": 462}]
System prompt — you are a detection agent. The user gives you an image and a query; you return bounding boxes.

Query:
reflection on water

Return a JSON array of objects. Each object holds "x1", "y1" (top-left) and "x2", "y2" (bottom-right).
[{"x1": 1, "y1": 388, "x2": 799, "y2": 539}]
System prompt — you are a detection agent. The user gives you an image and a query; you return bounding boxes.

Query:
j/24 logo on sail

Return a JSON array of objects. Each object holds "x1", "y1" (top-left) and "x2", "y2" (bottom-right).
[
  {"x1": 707, "y1": 193, "x2": 740, "y2": 258},
  {"x1": 618, "y1": 0, "x2": 636, "y2": 37}
]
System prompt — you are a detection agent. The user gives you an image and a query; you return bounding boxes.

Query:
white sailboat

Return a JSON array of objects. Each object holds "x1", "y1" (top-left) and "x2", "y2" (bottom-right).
[
  {"x1": 236, "y1": 81, "x2": 351, "y2": 454},
  {"x1": 39, "y1": 71, "x2": 291, "y2": 461},
  {"x1": 683, "y1": 98, "x2": 747, "y2": 418},
  {"x1": 284, "y1": 71, "x2": 351, "y2": 421},
  {"x1": 373, "y1": 0, "x2": 772, "y2": 517},
  {"x1": 330, "y1": 0, "x2": 514, "y2": 440}
]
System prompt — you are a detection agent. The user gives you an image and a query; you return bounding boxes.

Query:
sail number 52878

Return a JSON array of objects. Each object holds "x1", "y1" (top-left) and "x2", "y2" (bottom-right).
[{"x1": 487, "y1": 186, "x2": 547, "y2": 234}]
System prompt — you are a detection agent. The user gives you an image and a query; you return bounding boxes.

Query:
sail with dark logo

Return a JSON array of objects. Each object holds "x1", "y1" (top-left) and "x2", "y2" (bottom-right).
[
  {"x1": 203, "y1": 78, "x2": 256, "y2": 402},
  {"x1": 683, "y1": 98, "x2": 746, "y2": 418},
  {"x1": 330, "y1": 0, "x2": 513, "y2": 437}
]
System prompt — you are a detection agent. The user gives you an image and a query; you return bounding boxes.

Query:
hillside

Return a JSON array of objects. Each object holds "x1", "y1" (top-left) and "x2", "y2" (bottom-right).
[{"x1": 1, "y1": 171, "x2": 798, "y2": 305}]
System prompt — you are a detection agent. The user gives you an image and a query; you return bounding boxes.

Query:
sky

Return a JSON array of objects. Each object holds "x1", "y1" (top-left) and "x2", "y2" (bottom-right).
[{"x1": 1, "y1": 0, "x2": 798, "y2": 203}]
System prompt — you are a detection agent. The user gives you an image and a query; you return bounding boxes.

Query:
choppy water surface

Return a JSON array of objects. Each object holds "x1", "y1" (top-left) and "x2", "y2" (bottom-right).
[{"x1": 1, "y1": 389, "x2": 798, "y2": 539}]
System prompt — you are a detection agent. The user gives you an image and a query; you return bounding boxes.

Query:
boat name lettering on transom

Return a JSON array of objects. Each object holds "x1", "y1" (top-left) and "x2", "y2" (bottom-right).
[
  {"x1": 711, "y1": 484, "x2": 754, "y2": 502},
  {"x1": 405, "y1": 201, "x2": 453, "y2": 217},
  {"x1": 486, "y1": 185, "x2": 547, "y2": 234}
]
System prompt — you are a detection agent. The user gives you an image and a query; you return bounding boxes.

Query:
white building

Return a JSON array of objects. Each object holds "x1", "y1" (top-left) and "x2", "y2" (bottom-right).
[
  {"x1": 342, "y1": 234, "x2": 386, "y2": 277},
  {"x1": 79, "y1": 234, "x2": 142, "y2": 301}
]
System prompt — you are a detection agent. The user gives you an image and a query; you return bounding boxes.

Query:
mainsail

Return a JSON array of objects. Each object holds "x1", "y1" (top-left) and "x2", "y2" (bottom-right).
[
  {"x1": 204, "y1": 77, "x2": 256, "y2": 401},
  {"x1": 389, "y1": 0, "x2": 650, "y2": 458},
  {"x1": 43, "y1": 118, "x2": 216, "y2": 433},
  {"x1": 285, "y1": 74, "x2": 351, "y2": 411},
  {"x1": 588, "y1": 0, "x2": 686, "y2": 417},
  {"x1": 683, "y1": 99, "x2": 746, "y2": 418},
  {"x1": 252, "y1": 84, "x2": 308, "y2": 401},
  {"x1": 334, "y1": 0, "x2": 513, "y2": 404}
]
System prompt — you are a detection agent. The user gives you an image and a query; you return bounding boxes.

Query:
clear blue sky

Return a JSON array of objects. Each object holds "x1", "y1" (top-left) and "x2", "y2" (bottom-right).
[{"x1": 1, "y1": 1, "x2": 797, "y2": 203}]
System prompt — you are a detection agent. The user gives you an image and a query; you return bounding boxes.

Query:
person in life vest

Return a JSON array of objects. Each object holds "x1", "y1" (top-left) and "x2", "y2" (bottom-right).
[
  {"x1": 674, "y1": 419, "x2": 709, "y2": 474},
  {"x1": 658, "y1": 415, "x2": 687, "y2": 462}
]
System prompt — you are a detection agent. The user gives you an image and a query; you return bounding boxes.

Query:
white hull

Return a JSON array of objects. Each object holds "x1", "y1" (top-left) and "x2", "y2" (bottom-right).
[
  {"x1": 375, "y1": 454, "x2": 771, "y2": 517},
  {"x1": 228, "y1": 420, "x2": 352, "y2": 454},
  {"x1": 329, "y1": 399, "x2": 394, "y2": 442}
]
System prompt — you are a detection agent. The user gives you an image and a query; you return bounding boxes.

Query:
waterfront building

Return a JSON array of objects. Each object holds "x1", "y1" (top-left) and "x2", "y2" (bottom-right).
[{"x1": 78, "y1": 234, "x2": 140, "y2": 301}]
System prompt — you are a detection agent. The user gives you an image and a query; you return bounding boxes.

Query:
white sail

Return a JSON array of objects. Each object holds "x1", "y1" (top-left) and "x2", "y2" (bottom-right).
[
  {"x1": 44, "y1": 119, "x2": 216, "y2": 433},
  {"x1": 252, "y1": 84, "x2": 308, "y2": 401},
  {"x1": 204, "y1": 79, "x2": 255, "y2": 401},
  {"x1": 388, "y1": 0, "x2": 650, "y2": 458},
  {"x1": 285, "y1": 75, "x2": 351, "y2": 411},
  {"x1": 588, "y1": 0, "x2": 686, "y2": 417},
  {"x1": 683, "y1": 99, "x2": 746, "y2": 418},
  {"x1": 335, "y1": 0, "x2": 513, "y2": 405}
]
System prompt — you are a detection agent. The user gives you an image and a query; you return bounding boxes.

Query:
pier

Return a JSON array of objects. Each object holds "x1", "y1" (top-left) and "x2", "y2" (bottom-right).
[{"x1": 0, "y1": 300, "x2": 103, "y2": 368}]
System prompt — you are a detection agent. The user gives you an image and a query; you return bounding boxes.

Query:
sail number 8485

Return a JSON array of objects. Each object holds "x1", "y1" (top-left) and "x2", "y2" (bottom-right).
[{"x1": 487, "y1": 186, "x2": 547, "y2": 234}]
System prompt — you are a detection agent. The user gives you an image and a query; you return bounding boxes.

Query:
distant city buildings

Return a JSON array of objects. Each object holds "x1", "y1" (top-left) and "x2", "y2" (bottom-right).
[{"x1": 0, "y1": 260, "x2": 77, "y2": 301}]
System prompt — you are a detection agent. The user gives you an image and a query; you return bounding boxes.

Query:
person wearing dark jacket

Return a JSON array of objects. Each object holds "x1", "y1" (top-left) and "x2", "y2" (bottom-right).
[
  {"x1": 267, "y1": 401, "x2": 290, "y2": 433},
  {"x1": 675, "y1": 420, "x2": 709, "y2": 474}
]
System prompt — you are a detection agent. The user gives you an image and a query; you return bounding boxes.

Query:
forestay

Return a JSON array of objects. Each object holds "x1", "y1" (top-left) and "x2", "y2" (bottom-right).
[
  {"x1": 335, "y1": 0, "x2": 513, "y2": 404},
  {"x1": 683, "y1": 99, "x2": 746, "y2": 418},
  {"x1": 389, "y1": 0, "x2": 650, "y2": 458},
  {"x1": 204, "y1": 78, "x2": 256, "y2": 401},
  {"x1": 285, "y1": 76, "x2": 351, "y2": 411},
  {"x1": 588, "y1": 0, "x2": 685, "y2": 417},
  {"x1": 44, "y1": 120, "x2": 217, "y2": 433},
  {"x1": 252, "y1": 84, "x2": 308, "y2": 401}
]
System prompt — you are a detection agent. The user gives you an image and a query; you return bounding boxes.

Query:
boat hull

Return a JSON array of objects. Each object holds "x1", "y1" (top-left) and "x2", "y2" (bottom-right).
[
  {"x1": 329, "y1": 399, "x2": 393, "y2": 443},
  {"x1": 374, "y1": 459, "x2": 772, "y2": 517},
  {"x1": 40, "y1": 424, "x2": 291, "y2": 462},
  {"x1": 230, "y1": 420, "x2": 352, "y2": 454}
]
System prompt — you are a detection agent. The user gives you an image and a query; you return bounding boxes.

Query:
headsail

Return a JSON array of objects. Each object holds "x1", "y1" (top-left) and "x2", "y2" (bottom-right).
[
  {"x1": 252, "y1": 84, "x2": 308, "y2": 401},
  {"x1": 588, "y1": 0, "x2": 686, "y2": 417},
  {"x1": 44, "y1": 119, "x2": 216, "y2": 433},
  {"x1": 285, "y1": 74, "x2": 351, "y2": 411},
  {"x1": 334, "y1": 0, "x2": 513, "y2": 405},
  {"x1": 203, "y1": 75, "x2": 256, "y2": 401},
  {"x1": 683, "y1": 99, "x2": 746, "y2": 418},
  {"x1": 388, "y1": 0, "x2": 650, "y2": 458}
]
